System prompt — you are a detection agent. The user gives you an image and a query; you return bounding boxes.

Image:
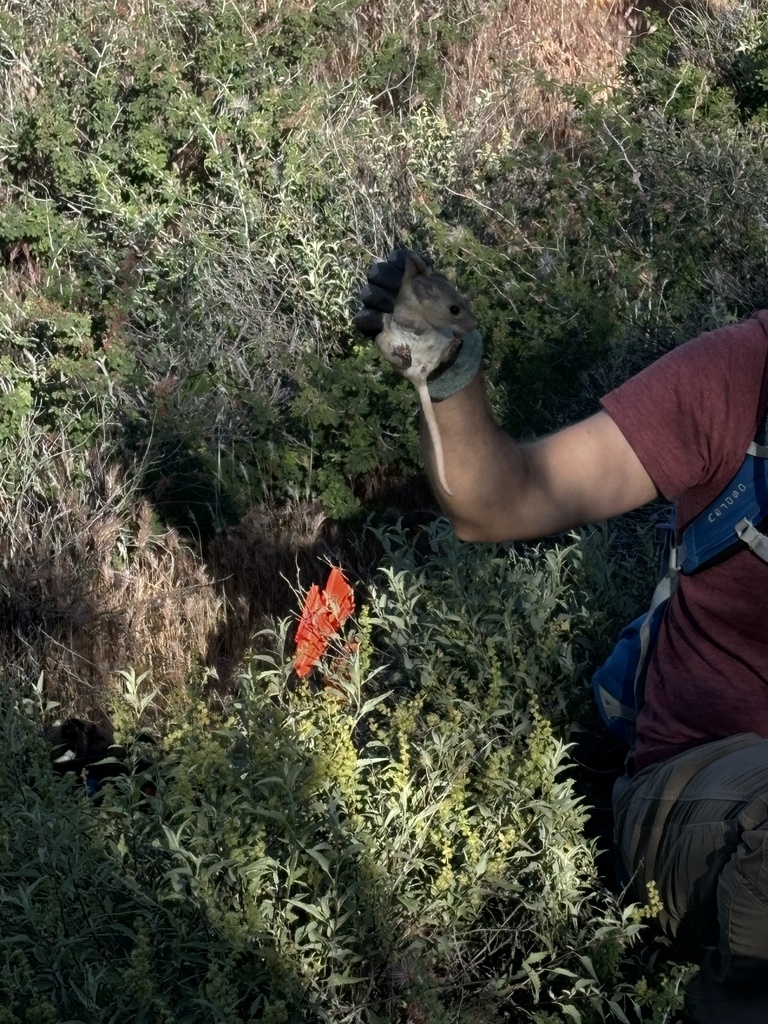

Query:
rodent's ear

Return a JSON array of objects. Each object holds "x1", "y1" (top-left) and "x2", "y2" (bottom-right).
[
  {"x1": 463, "y1": 288, "x2": 476, "y2": 303},
  {"x1": 403, "y1": 249, "x2": 433, "y2": 275},
  {"x1": 410, "y1": 276, "x2": 444, "y2": 303}
]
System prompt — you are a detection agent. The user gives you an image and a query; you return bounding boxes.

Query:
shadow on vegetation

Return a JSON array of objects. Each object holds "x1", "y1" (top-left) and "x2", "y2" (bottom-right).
[
  {"x1": 0, "y1": 706, "x2": 341, "y2": 1021},
  {"x1": 3, "y1": 673, "x2": 521, "y2": 1022},
  {"x1": 128, "y1": 406, "x2": 444, "y2": 689}
]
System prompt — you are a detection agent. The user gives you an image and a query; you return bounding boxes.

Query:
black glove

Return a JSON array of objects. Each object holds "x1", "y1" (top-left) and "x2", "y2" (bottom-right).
[{"x1": 353, "y1": 249, "x2": 409, "y2": 338}]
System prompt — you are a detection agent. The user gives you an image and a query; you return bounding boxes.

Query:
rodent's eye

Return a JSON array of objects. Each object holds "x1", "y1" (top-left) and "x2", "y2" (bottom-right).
[{"x1": 449, "y1": 304, "x2": 461, "y2": 315}]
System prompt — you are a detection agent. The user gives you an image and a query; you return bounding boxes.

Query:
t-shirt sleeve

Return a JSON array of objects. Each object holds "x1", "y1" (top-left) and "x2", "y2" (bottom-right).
[{"x1": 600, "y1": 315, "x2": 768, "y2": 502}]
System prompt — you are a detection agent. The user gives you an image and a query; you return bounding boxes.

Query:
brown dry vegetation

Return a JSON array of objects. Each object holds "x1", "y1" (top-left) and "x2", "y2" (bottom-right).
[
  {"x1": 317, "y1": 0, "x2": 639, "y2": 140},
  {"x1": 0, "y1": 441, "x2": 222, "y2": 716},
  {"x1": 0, "y1": 432, "x2": 385, "y2": 715},
  {"x1": 331, "y1": 0, "x2": 740, "y2": 130},
  {"x1": 441, "y1": 0, "x2": 637, "y2": 125}
]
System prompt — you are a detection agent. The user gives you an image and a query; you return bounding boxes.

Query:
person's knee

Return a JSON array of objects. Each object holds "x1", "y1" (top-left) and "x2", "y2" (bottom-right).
[{"x1": 717, "y1": 822, "x2": 768, "y2": 962}]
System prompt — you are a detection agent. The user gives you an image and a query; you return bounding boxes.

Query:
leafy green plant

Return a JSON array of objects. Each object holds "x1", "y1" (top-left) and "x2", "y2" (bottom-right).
[{"x1": 0, "y1": 521, "x2": 684, "y2": 1023}]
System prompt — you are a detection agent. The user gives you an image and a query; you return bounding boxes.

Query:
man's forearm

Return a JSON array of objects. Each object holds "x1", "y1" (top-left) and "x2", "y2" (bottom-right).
[
  {"x1": 421, "y1": 375, "x2": 535, "y2": 541},
  {"x1": 422, "y1": 376, "x2": 659, "y2": 542}
]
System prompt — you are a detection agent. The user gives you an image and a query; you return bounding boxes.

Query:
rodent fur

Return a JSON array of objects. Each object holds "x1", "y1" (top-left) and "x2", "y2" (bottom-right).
[{"x1": 377, "y1": 251, "x2": 476, "y2": 495}]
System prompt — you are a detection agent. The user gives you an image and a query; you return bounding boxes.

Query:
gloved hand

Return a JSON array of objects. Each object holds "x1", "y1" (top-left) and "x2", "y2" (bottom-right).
[
  {"x1": 353, "y1": 249, "x2": 408, "y2": 339},
  {"x1": 354, "y1": 248, "x2": 483, "y2": 400}
]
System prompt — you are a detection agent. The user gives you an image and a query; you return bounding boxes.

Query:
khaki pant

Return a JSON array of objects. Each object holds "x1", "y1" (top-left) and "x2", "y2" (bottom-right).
[{"x1": 614, "y1": 733, "x2": 768, "y2": 1024}]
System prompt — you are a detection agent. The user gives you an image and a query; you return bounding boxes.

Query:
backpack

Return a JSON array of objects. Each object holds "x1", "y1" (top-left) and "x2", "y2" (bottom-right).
[{"x1": 593, "y1": 409, "x2": 768, "y2": 746}]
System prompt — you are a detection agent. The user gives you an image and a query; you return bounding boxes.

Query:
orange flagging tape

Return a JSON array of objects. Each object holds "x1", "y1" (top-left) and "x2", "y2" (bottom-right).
[{"x1": 294, "y1": 567, "x2": 355, "y2": 678}]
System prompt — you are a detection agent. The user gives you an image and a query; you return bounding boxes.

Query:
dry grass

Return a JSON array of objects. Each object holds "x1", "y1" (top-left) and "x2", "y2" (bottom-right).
[
  {"x1": 320, "y1": 0, "x2": 742, "y2": 140},
  {"x1": 442, "y1": 0, "x2": 633, "y2": 124},
  {"x1": 0, "y1": 431, "x2": 379, "y2": 716},
  {"x1": 0, "y1": 439, "x2": 223, "y2": 718},
  {"x1": 319, "y1": 0, "x2": 638, "y2": 138}
]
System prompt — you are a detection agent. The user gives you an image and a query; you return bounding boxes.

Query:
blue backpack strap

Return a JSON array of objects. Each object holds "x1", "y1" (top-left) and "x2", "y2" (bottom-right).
[
  {"x1": 678, "y1": 416, "x2": 768, "y2": 574},
  {"x1": 592, "y1": 537, "x2": 680, "y2": 744}
]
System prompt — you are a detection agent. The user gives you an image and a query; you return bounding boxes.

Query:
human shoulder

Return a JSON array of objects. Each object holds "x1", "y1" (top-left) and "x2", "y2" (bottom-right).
[
  {"x1": 601, "y1": 313, "x2": 768, "y2": 501},
  {"x1": 668, "y1": 310, "x2": 768, "y2": 373}
]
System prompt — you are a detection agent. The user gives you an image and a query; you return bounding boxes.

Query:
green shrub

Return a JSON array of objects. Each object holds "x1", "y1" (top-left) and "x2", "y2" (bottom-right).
[
  {"x1": 5, "y1": 1, "x2": 768, "y2": 518},
  {"x1": 0, "y1": 523, "x2": 689, "y2": 1023}
]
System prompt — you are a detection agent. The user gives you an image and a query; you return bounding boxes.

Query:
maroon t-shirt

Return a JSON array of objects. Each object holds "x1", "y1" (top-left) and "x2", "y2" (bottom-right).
[{"x1": 601, "y1": 312, "x2": 768, "y2": 773}]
